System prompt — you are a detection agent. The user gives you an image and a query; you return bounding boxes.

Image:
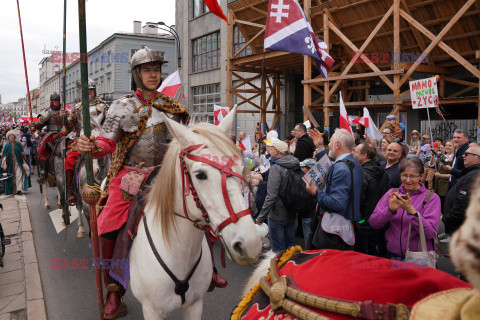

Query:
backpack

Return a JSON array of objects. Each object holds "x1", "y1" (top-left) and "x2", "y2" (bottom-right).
[{"x1": 279, "y1": 166, "x2": 316, "y2": 216}]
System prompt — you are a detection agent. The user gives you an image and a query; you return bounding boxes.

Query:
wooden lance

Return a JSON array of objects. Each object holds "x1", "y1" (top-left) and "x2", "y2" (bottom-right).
[
  {"x1": 60, "y1": 0, "x2": 70, "y2": 226},
  {"x1": 15, "y1": 0, "x2": 34, "y2": 123},
  {"x1": 77, "y1": 0, "x2": 104, "y2": 319}
]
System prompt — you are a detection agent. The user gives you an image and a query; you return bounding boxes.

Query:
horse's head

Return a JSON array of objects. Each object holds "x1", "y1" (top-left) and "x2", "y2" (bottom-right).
[{"x1": 147, "y1": 107, "x2": 262, "y2": 265}]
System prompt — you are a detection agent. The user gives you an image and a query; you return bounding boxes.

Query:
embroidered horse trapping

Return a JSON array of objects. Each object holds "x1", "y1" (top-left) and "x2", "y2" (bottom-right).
[{"x1": 233, "y1": 249, "x2": 471, "y2": 320}]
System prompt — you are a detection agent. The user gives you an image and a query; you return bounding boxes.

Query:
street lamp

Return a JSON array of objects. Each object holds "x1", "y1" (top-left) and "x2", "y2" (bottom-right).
[{"x1": 148, "y1": 22, "x2": 181, "y2": 69}]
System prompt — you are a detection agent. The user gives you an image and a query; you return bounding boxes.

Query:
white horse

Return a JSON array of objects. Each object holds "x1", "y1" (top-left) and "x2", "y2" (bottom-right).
[{"x1": 129, "y1": 107, "x2": 262, "y2": 319}]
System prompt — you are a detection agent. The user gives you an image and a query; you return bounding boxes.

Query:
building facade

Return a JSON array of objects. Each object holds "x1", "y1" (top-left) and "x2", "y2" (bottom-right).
[
  {"x1": 176, "y1": 0, "x2": 285, "y2": 137},
  {"x1": 38, "y1": 22, "x2": 176, "y2": 113}
]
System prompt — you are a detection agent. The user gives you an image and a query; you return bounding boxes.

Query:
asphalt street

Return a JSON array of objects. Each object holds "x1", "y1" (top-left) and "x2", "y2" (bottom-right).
[{"x1": 26, "y1": 179, "x2": 258, "y2": 320}]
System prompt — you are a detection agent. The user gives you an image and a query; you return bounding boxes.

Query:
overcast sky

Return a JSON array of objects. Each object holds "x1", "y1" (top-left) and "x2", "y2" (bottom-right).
[{"x1": 0, "y1": 0, "x2": 176, "y2": 104}]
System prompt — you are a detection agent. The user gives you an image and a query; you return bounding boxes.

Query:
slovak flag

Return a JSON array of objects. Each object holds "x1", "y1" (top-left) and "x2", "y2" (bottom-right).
[
  {"x1": 214, "y1": 105, "x2": 229, "y2": 125},
  {"x1": 339, "y1": 92, "x2": 353, "y2": 135},
  {"x1": 159, "y1": 70, "x2": 186, "y2": 105},
  {"x1": 264, "y1": 0, "x2": 334, "y2": 78}
]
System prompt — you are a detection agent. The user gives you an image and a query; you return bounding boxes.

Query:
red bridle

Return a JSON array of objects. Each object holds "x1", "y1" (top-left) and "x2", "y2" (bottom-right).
[{"x1": 176, "y1": 144, "x2": 251, "y2": 235}]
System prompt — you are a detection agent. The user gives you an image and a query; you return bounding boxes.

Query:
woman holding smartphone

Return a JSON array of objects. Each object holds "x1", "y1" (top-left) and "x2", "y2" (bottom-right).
[{"x1": 369, "y1": 157, "x2": 441, "y2": 259}]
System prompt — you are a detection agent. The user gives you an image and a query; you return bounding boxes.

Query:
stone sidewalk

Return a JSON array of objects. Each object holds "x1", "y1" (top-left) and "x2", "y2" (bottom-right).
[{"x1": 0, "y1": 194, "x2": 46, "y2": 320}]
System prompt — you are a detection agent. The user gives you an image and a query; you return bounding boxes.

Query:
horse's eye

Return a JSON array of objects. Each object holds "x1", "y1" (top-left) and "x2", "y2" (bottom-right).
[{"x1": 195, "y1": 171, "x2": 208, "y2": 181}]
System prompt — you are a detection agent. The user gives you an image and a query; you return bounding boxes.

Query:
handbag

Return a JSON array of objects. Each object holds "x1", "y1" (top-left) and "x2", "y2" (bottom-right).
[{"x1": 404, "y1": 214, "x2": 436, "y2": 268}]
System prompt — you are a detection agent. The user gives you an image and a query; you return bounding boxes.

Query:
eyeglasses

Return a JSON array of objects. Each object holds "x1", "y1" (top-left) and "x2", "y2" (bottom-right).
[
  {"x1": 292, "y1": 129, "x2": 303, "y2": 132},
  {"x1": 400, "y1": 174, "x2": 420, "y2": 180},
  {"x1": 382, "y1": 132, "x2": 391, "y2": 135},
  {"x1": 463, "y1": 152, "x2": 480, "y2": 158}
]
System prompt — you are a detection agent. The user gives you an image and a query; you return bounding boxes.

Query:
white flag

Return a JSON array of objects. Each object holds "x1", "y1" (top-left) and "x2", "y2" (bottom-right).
[{"x1": 363, "y1": 107, "x2": 382, "y2": 142}]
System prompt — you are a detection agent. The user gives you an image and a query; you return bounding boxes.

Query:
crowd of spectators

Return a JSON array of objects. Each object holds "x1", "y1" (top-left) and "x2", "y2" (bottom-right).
[
  {"x1": 244, "y1": 117, "x2": 479, "y2": 266},
  {"x1": 0, "y1": 124, "x2": 39, "y2": 195}
]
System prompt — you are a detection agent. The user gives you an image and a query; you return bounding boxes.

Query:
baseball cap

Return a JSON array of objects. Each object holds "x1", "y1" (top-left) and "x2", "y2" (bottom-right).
[
  {"x1": 386, "y1": 115, "x2": 397, "y2": 120},
  {"x1": 272, "y1": 140, "x2": 289, "y2": 154},
  {"x1": 422, "y1": 134, "x2": 430, "y2": 139},
  {"x1": 300, "y1": 158, "x2": 316, "y2": 168},
  {"x1": 410, "y1": 130, "x2": 419, "y2": 135}
]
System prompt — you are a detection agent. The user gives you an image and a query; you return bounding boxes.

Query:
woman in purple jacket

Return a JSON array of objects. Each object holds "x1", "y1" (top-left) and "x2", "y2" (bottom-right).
[{"x1": 369, "y1": 157, "x2": 441, "y2": 259}]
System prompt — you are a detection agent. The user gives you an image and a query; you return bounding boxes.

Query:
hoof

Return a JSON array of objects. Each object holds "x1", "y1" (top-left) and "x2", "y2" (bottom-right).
[
  {"x1": 77, "y1": 231, "x2": 86, "y2": 238},
  {"x1": 44, "y1": 205, "x2": 50, "y2": 210}
]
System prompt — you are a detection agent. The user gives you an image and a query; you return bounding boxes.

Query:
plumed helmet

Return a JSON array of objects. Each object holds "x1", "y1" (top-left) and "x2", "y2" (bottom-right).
[
  {"x1": 131, "y1": 46, "x2": 165, "y2": 90},
  {"x1": 50, "y1": 93, "x2": 60, "y2": 101},
  {"x1": 88, "y1": 78, "x2": 96, "y2": 90}
]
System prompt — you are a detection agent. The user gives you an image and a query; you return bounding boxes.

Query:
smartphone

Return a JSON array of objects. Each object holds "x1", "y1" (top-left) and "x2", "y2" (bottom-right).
[{"x1": 400, "y1": 194, "x2": 408, "y2": 200}]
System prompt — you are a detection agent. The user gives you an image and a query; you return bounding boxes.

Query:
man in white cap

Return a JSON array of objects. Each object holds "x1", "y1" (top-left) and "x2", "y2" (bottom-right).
[
  {"x1": 255, "y1": 140, "x2": 300, "y2": 252},
  {"x1": 385, "y1": 115, "x2": 403, "y2": 140}
]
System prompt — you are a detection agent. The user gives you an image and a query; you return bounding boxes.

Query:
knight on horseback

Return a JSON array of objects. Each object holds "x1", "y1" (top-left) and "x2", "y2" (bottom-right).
[
  {"x1": 65, "y1": 79, "x2": 109, "y2": 206},
  {"x1": 77, "y1": 46, "x2": 228, "y2": 319},
  {"x1": 34, "y1": 93, "x2": 76, "y2": 184}
]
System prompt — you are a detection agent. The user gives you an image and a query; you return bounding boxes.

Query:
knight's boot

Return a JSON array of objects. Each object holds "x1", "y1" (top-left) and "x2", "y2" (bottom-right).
[
  {"x1": 65, "y1": 169, "x2": 76, "y2": 206},
  {"x1": 208, "y1": 267, "x2": 228, "y2": 292},
  {"x1": 104, "y1": 284, "x2": 126, "y2": 319},
  {"x1": 101, "y1": 238, "x2": 127, "y2": 319},
  {"x1": 37, "y1": 160, "x2": 46, "y2": 184}
]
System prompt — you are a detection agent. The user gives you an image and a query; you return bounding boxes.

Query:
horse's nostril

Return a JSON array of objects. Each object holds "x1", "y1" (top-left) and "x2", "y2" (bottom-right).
[{"x1": 233, "y1": 242, "x2": 243, "y2": 255}]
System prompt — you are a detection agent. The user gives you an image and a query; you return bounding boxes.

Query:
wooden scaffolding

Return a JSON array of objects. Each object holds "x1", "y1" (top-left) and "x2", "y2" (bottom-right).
[{"x1": 227, "y1": 0, "x2": 480, "y2": 135}]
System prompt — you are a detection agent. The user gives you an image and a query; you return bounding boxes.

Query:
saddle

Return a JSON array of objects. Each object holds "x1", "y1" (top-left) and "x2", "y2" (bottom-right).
[{"x1": 109, "y1": 166, "x2": 160, "y2": 290}]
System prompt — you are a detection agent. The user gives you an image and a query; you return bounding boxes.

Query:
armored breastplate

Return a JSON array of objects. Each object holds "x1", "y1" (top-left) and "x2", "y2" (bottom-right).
[
  {"x1": 124, "y1": 108, "x2": 176, "y2": 167},
  {"x1": 76, "y1": 100, "x2": 109, "y2": 133},
  {"x1": 46, "y1": 111, "x2": 63, "y2": 133}
]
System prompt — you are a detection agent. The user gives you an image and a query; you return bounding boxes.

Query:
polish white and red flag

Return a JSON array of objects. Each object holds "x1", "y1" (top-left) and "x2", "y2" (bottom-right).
[
  {"x1": 352, "y1": 116, "x2": 369, "y2": 127},
  {"x1": 264, "y1": 0, "x2": 334, "y2": 78},
  {"x1": 159, "y1": 70, "x2": 186, "y2": 105},
  {"x1": 339, "y1": 92, "x2": 353, "y2": 134},
  {"x1": 214, "y1": 105, "x2": 229, "y2": 125}
]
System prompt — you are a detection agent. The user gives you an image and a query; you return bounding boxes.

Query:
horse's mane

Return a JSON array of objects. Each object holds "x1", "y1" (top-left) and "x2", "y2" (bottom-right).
[{"x1": 146, "y1": 122, "x2": 243, "y2": 243}]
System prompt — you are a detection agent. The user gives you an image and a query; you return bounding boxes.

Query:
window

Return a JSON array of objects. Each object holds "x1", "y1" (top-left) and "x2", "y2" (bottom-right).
[
  {"x1": 191, "y1": 83, "x2": 220, "y2": 124},
  {"x1": 192, "y1": 0, "x2": 211, "y2": 18},
  {"x1": 233, "y1": 25, "x2": 252, "y2": 57},
  {"x1": 192, "y1": 31, "x2": 220, "y2": 72}
]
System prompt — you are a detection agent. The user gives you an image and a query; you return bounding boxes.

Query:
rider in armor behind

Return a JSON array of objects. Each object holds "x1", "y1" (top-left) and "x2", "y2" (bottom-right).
[
  {"x1": 64, "y1": 79, "x2": 109, "y2": 205},
  {"x1": 77, "y1": 46, "x2": 197, "y2": 319},
  {"x1": 34, "y1": 93, "x2": 75, "y2": 183}
]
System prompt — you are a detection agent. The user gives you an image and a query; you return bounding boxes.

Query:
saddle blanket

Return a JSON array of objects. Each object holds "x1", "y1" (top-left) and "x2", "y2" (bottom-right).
[{"x1": 233, "y1": 248, "x2": 471, "y2": 320}]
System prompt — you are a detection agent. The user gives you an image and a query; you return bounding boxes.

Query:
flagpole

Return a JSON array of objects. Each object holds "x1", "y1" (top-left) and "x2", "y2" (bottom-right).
[
  {"x1": 259, "y1": 50, "x2": 266, "y2": 142},
  {"x1": 426, "y1": 106, "x2": 434, "y2": 144},
  {"x1": 15, "y1": 0, "x2": 33, "y2": 122},
  {"x1": 77, "y1": 1, "x2": 104, "y2": 319}
]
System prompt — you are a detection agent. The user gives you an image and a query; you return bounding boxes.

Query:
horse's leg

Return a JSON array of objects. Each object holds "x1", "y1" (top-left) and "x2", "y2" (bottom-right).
[
  {"x1": 142, "y1": 303, "x2": 166, "y2": 320},
  {"x1": 76, "y1": 202, "x2": 86, "y2": 238},
  {"x1": 43, "y1": 183, "x2": 50, "y2": 210},
  {"x1": 57, "y1": 188, "x2": 62, "y2": 209},
  {"x1": 181, "y1": 299, "x2": 203, "y2": 320}
]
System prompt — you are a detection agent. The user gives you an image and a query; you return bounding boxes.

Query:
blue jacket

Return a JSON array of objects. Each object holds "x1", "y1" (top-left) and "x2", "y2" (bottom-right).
[{"x1": 314, "y1": 151, "x2": 363, "y2": 221}]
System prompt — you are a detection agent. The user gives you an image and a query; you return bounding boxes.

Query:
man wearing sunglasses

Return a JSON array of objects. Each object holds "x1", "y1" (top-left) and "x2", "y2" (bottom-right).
[{"x1": 442, "y1": 146, "x2": 480, "y2": 240}]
